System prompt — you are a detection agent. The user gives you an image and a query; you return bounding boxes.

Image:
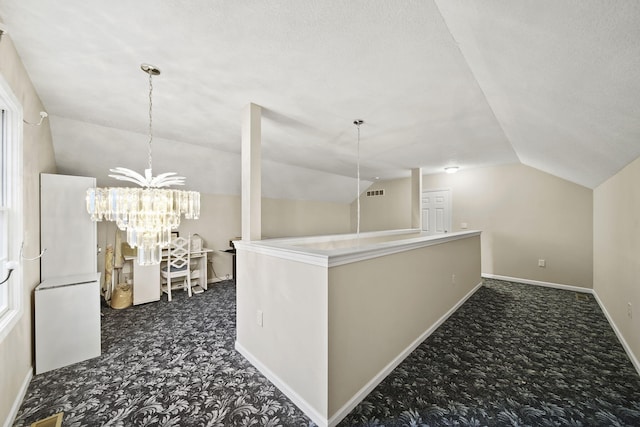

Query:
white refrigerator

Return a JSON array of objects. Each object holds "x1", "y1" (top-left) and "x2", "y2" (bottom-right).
[{"x1": 35, "y1": 173, "x2": 101, "y2": 374}]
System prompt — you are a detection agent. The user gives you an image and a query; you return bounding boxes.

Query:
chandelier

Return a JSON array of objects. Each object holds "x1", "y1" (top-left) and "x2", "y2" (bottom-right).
[{"x1": 86, "y1": 64, "x2": 200, "y2": 265}]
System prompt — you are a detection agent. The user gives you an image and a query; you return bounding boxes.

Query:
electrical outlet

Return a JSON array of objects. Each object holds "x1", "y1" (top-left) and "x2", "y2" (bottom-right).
[
  {"x1": 628, "y1": 303, "x2": 633, "y2": 319},
  {"x1": 451, "y1": 274, "x2": 456, "y2": 284},
  {"x1": 538, "y1": 259, "x2": 546, "y2": 268},
  {"x1": 257, "y1": 310, "x2": 263, "y2": 327}
]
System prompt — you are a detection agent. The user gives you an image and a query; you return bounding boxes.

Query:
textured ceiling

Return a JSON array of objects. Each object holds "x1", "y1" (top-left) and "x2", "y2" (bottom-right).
[
  {"x1": 1, "y1": 0, "x2": 639, "y2": 202},
  {"x1": 436, "y1": 0, "x2": 640, "y2": 188}
]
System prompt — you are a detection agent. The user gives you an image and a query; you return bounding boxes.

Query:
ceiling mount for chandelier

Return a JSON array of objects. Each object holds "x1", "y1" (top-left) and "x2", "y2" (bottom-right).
[{"x1": 86, "y1": 64, "x2": 201, "y2": 266}]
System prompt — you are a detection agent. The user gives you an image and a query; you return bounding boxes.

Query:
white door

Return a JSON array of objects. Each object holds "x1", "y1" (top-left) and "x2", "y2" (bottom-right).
[{"x1": 422, "y1": 189, "x2": 451, "y2": 235}]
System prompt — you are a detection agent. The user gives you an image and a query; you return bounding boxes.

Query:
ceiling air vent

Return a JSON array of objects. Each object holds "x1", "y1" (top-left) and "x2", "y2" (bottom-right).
[{"x1": 366, "y1": 189, "x2": 385, "y2": 197}]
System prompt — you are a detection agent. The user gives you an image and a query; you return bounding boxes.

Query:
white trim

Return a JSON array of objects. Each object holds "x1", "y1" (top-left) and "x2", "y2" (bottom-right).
[
  {"x1": 482, "y1": 273, "x2": 640, "y2": 376},
  {"x1": 327, "y1": 231, "x2": 478, "y2": 267},
  {"x1": 481, "y1": 273, "x2": 592, "y2": 294},
  {"x1": 235, "y1": 230, "x2": 481, "y2": 268},
  {"x1": 236, "y1": 282, "x2": 483, "y2": 427},
  {"x1": 235, "y1": 341, "x2": 329, "y2": 427},
  {"x1": 0, "y1": 72, "x2": 24, "y2": 343},
  {"x1": 327, "y1": 281, "x2": 483, "y2": 427},
  {"x1": 234, "y1": 241, "x2": 329, "y2": 267},
  {"x1": 3, "y1": 368, "x2": 32, "y2": 427},
  {"x1": 591, "y1": 291, "x2": 640, "y2": 376}
]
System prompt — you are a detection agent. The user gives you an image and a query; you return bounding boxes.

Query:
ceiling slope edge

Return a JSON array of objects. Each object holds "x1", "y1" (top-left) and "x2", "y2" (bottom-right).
[
  {"x1": 432, "y1": 0, "x2": 521, "y2": 167},
  {"x1": 49, "y1": 115, "x2": 371, "y2": 204}
]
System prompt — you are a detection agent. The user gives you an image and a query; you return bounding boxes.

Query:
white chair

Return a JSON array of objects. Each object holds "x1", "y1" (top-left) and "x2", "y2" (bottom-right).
[{"x1": 161, "y1": 236, "x2": 192, "y2": 301}]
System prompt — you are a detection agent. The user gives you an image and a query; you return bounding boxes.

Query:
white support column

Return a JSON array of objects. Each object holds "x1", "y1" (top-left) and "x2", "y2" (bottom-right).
[
  {"x1": 411, "y1": 168, "x2": 422, "y2": 230},
  {"x1": 241, "y1": 103, "x2": 262, "y2": 241}
]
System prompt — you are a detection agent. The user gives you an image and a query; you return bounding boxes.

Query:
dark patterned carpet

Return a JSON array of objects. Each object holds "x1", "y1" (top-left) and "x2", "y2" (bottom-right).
[
  {"x1": 339, "y1": 279, "x2": 640, "y2": 427},
  {"x1": 14, "y1": 280, "x2": 312, "y2": 427},
  {"x1": 13, "y1": 279, "x2": 640, "y2": 426}
]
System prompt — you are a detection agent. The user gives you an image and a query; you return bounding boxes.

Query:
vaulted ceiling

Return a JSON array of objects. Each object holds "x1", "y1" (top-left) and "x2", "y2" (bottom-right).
[{"x1": 1, "y1": 1, "x2": 639, "y2": 203}]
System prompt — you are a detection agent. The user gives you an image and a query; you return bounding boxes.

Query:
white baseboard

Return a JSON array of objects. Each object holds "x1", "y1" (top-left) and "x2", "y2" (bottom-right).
[
  {"x1": 481, "y1": 273, "x2": 593, "y2": 294},
  {"x1": 327, "y1": 281, "x2": 484, "y2": 426},
  {"x1": 3, "y1": 367, "x2": 32, "y2": 427},
  {"x1": 591, "y1": 291, "x2": 640, "y2": 376},
  {"x1": 208, "y1": 276, "x2": 232, "y2": 285},
  {"x1": 482, "y1": 273, "x2": 640, "y2": 377},
  {"x1": 234, "y1": 341, "x2": 329, "y2": 427}
]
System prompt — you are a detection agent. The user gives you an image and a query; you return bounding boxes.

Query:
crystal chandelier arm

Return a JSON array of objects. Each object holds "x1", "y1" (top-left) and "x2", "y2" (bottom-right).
[
  {"x1": 150, "y1": 172, "x2": 186, "y2": 187},
  {"x1": 153, "y1": 180, "x2": 186, "y2": 188},
  {"x1": 108, "y1": 175, "x2": 148, "y2": 186},
  {"x1": 109, "y1": 167, "x2": 149, "y2": 186}
]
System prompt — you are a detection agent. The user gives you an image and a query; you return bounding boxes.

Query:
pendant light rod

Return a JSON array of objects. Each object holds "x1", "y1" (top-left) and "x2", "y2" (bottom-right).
[{"x1": 353, "y1": 120, "x2": 364, "y2": 238}]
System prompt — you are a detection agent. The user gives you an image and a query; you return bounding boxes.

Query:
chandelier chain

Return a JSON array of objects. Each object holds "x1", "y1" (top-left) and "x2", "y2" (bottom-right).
[{"x1": 148, "y1": 71, "x2": 153, "y2": 172}]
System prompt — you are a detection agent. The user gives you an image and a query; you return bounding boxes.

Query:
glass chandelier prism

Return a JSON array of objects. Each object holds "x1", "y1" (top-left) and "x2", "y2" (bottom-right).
[{"x1": 86, "y1": 64, "x2": 200, "y2": 265}]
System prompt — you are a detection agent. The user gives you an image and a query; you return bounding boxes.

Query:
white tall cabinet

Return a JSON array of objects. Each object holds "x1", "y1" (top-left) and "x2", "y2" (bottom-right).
[
  {"x1": 35, "y1": 173, "x2": 101, "y2": 374},
  {"x1": 40, "y1": 173, "x2": 97, "y2": 278}
]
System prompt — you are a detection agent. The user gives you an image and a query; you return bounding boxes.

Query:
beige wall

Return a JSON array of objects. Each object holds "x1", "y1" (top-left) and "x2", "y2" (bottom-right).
[
  {"x1": 236, "y1": 249, "x2": 330, "y2": 419},
  {"x1": 263, "y1": 198, "x2": 351, "y2": 238},
  {"x1": 0, "y1": 34, "x2": 57, "y2": 425},
  {"x1": 594, "y1": 156, "x2": 640, "y2": 368},
  {"x1": 352, "y1": 179, "x2": 410, "y2": 232},
  {"x1": 357, "y1": 164, "x2": 593, "y2": 288}
]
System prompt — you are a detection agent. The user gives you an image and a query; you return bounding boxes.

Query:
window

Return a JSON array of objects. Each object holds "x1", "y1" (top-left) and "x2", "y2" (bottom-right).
[
  {"x1": 0, "y1": 74, "x2": 23, "y2": 342},
  {"x1": 1, "y1": 109, "x2": 8, "y2": 315}
]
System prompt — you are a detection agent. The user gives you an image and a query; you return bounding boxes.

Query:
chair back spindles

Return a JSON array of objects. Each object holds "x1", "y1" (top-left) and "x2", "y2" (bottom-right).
[{"x1": 161, "y1": 235, "x2": 192, "y2": 301}]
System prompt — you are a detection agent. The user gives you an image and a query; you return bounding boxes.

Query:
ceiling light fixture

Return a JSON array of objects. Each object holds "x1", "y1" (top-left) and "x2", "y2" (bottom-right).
[
  {"x1": 445, "y1": 166, "x2": 459, "y2": 174},
  {"x1": 86, "y1": 64, "x2": 200, "y2": 266}
]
